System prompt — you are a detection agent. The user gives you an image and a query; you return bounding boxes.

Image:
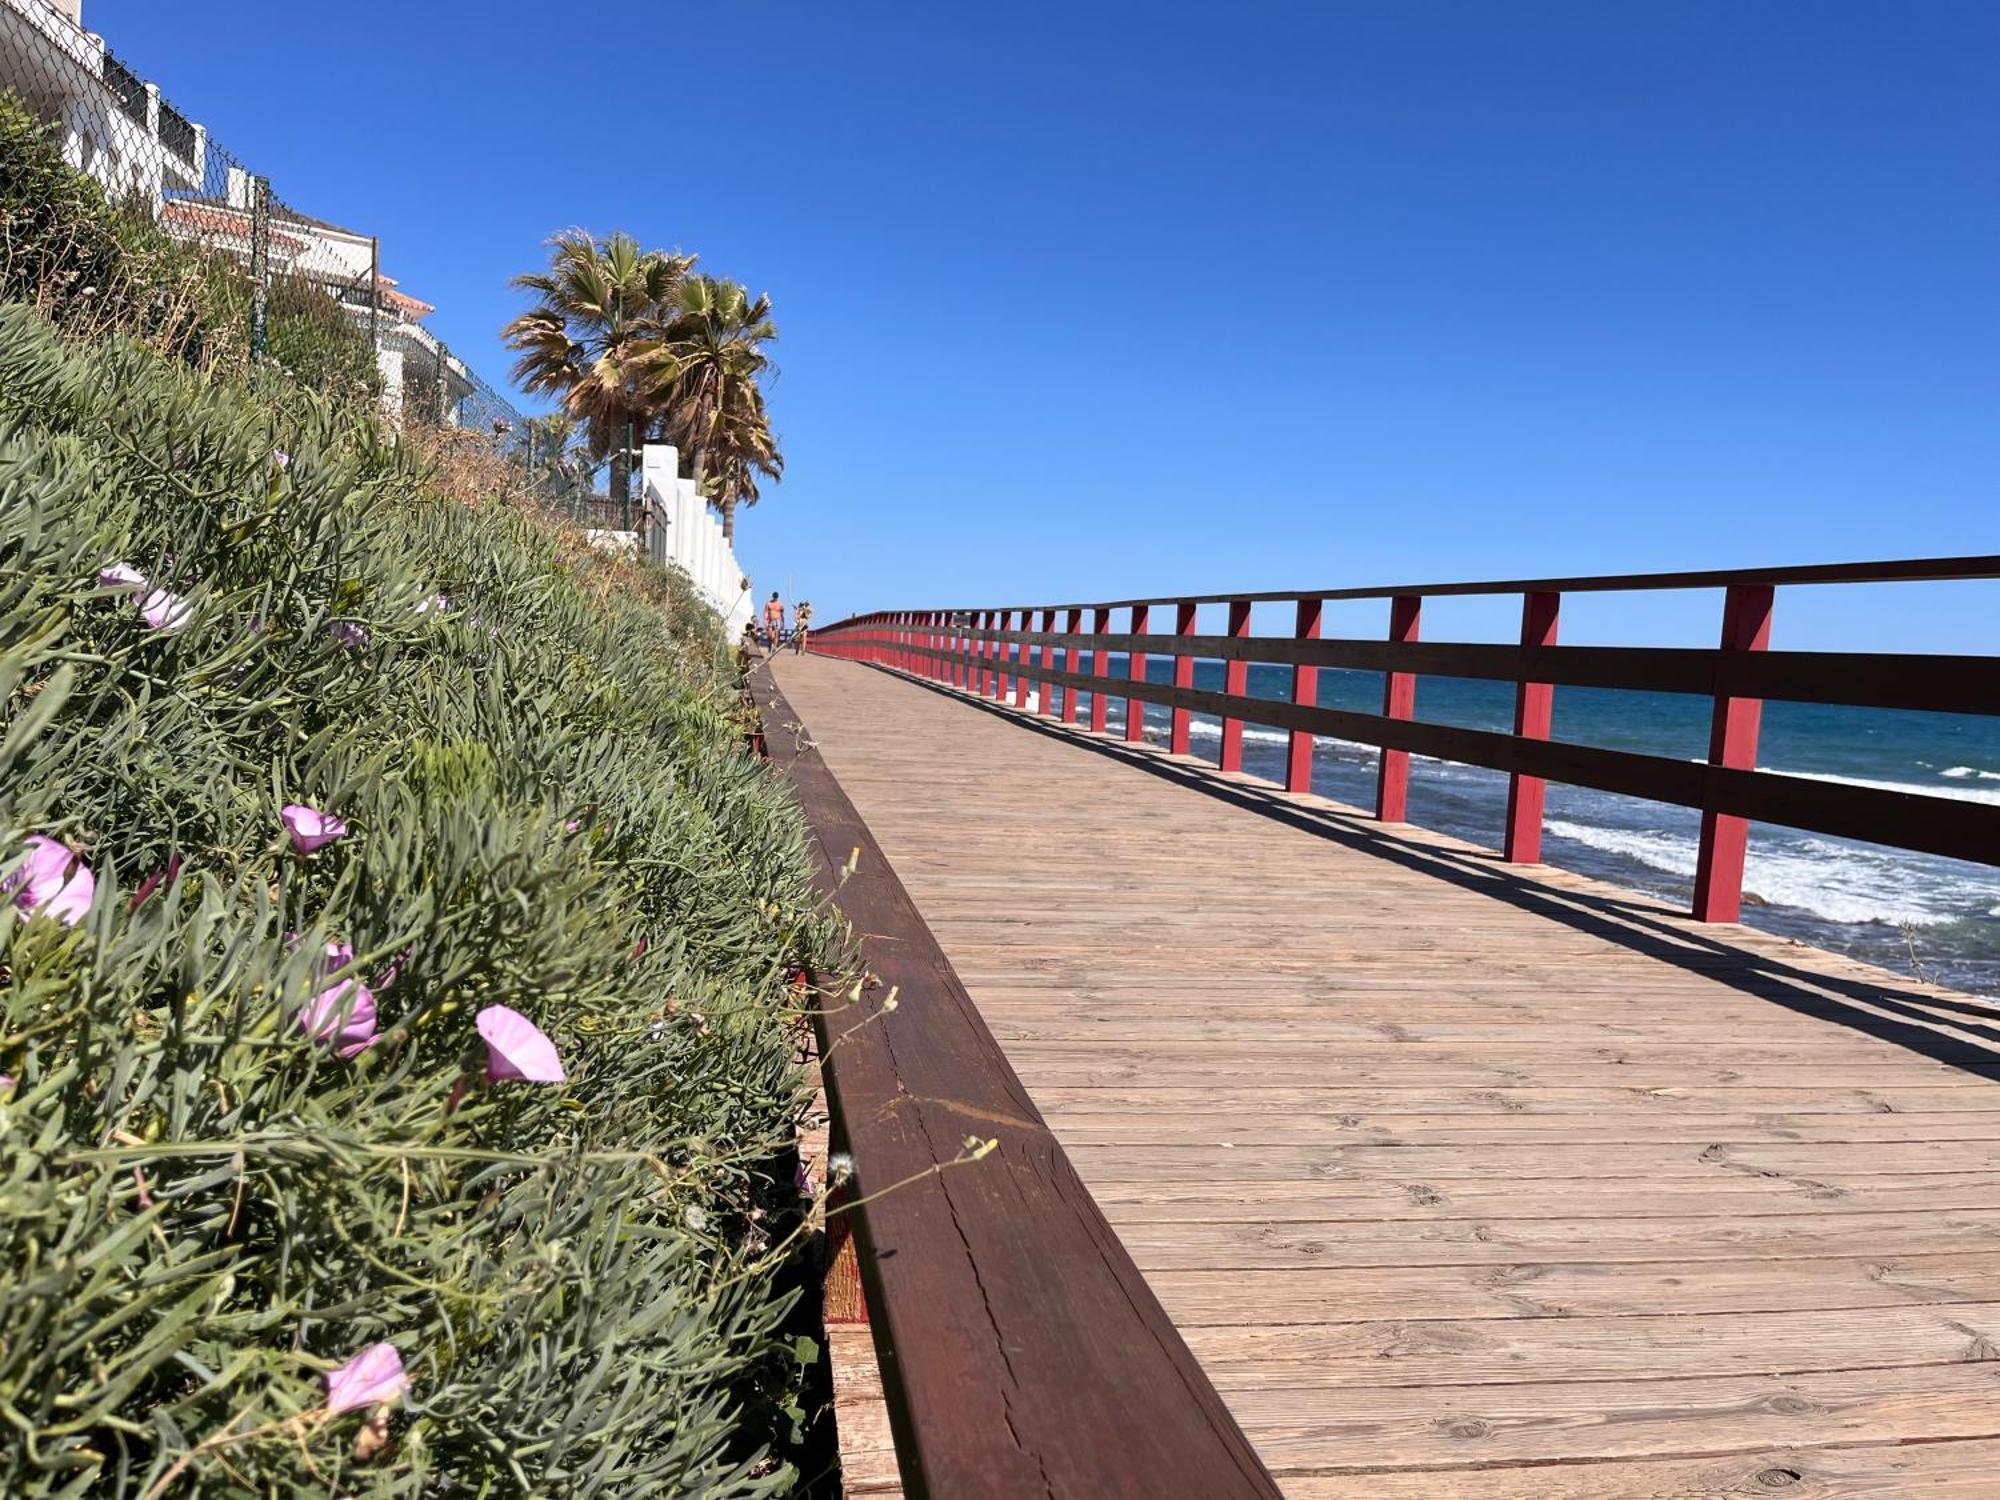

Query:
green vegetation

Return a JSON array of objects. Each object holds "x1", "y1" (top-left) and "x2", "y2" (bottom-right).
[
  {"x1": 0, "y1": 94, "x2": 377, "y2": 405},
  {"x1": 0, "y1": 73, "x2": 832, "y2": 1495},
  {"x1": 504, "y1": 234, "x2": 783, "y2": 539}
]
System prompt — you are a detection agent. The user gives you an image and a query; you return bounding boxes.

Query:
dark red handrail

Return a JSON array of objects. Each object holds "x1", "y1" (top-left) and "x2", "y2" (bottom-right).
[{"x1": 806, "y1": 556, "x2": 2000, "y2": 923}]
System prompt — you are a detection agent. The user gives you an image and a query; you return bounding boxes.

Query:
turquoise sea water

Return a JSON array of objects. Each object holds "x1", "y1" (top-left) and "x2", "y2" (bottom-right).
[{"x1": 1051, "y1": 656, "x2": 2000, "y2": 996}]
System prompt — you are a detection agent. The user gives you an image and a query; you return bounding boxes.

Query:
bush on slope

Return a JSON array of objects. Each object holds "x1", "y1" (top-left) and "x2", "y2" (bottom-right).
[{"x1": 0, "y1": 306, "x2": 819, "y2": 1496}]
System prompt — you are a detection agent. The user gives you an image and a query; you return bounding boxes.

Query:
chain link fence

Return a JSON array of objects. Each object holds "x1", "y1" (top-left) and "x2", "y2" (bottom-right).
[{"x1": 0, "y1": 0, "x2": 558, "y2": 462}]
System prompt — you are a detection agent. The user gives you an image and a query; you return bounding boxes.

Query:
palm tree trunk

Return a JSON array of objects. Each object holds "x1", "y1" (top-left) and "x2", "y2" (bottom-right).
[
  {"x1": 721, "y1": 500, "x2": 736, "y2": 544},
  {"x1": 609, "y1": 448, "x2": 631, "y2": 525}
]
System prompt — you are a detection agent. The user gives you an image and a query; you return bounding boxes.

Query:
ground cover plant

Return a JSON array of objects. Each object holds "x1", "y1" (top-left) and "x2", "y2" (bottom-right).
[{"x1": 0, "y1": 304, "x2": 823, "y2": 1495}]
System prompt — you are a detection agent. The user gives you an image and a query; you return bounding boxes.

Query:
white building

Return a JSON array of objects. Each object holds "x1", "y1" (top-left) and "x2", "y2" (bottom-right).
[
  {"x1": 3, "y1": 0, "x2": 473, "y2": 425},
  {"x1": 642, "y1": 444, "x2": 754, "y2": 637}
]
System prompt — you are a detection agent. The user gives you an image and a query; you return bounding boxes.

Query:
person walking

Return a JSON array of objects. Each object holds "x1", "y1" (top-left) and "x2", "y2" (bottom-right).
[
  {"x1": 792, "y1": 600, "x2": 813, "y2": 655},
  {"x1": 762, "y1": 590, "x2": 785, "y2": 650}
]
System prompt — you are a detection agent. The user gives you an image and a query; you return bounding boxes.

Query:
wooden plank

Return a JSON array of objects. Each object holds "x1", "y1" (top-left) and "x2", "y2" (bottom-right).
[
  {"x1": 751, "y1": 671, "x2": 1279, "y2": 1500},
  {"x1": 1282, "y1": 1437, "x2": 2000, "y2": 1498}
]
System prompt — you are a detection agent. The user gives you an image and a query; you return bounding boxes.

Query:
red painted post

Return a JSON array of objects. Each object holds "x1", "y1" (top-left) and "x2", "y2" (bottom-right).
[
  {"x1": 996, "y1": 610, "x2": 1013, "y2": 701},
  {"x1": 1170, "y1": 601, "x2": 1198, "y2": 756},
  {"x1": 1286, "y1": 597, "x2": 1322, "y2": 794},
  {"x1": 1219, "y1": 599, "x2": 1252, "y2": 773},
  {"x1": 1013, "y1": 607, "x2": 1033, "y2": 709},
  {"x1": 1090, "y1": 606, "x2": 1111, "y2": 732},
  {"x1": 1375, "y1": 594, "x2": 1422, "y2": 822},
  {"x1": 1063, "y1": 608, "x2": 1084, "y2": 722},
  {"x1": 1125, "y1": 603, "x2": 1150, "y2": 743},
  {"x1": 982, "y1": 610, "x2": 997, "y2": 697},
  {"x1": 1039, "y1": 608, "x2": 1060, "y2": 717},
  {"x1": 1692, "y1": 584, "x2": 1775, "y2": 922},
  {"x1": 1503, "y1": 592, "x2": 1562, "y2": 862}
]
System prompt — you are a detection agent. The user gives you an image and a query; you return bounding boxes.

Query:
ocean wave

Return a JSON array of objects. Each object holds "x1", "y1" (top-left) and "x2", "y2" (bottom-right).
[
  {"x1": 1945, "y1": 766, "x2": 2000, "y2": 782},
  {"x1": 1543, "y1": 819, "x2": 1996, "y2": 928}
]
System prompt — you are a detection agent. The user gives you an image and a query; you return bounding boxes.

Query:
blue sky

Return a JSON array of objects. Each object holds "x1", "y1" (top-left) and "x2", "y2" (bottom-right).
[{"x1": 88, "y1": 0, "x2": 1998, "y2": 649}]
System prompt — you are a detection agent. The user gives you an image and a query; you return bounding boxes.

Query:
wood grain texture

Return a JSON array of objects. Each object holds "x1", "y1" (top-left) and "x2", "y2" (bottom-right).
[
  {"x1": 770, "y1": 651, "x2": 2000, "y2": 1495},
  {"x1": 752, "y1": 669, "x2": 1278, "y2": 1500}
]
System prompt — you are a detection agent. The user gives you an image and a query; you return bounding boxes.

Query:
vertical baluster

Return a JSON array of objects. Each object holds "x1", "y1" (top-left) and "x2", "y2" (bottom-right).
[
  {"x1": 1091, "y1": 606, "x2": 1112, "y2": 733},
  {"x1": 1375, "y1": 594, "x2": 1422, "y2": 821},
  {"x1": 982, "y1": 610, "x2": 997, "y2": 697},
  {"x1": 1014, "y1": 609, "x2": 1035, "y2": 709},
  {"x1": 1170, "y1": 600, "x2": 1198, "y2": 755},
  {"x1": 1064, "y1": 608, "x2": 1084, "y2": 722},
  {"x1": 1126, "y1": 603, "x2": 1151, "y2": 743},
  {"x1": 1286, "y1": 597, "x2": 1322, "y2": 794},
  {"x1": 996, "y1": 610, "x2": 1013, "y2": 701},
  {"x1": 1219, "y1": 599, "x2": 1252, "y2": 773},
  {"x1": 1693, "y1": 584, "x2": 1775, "y2": 922},
  {"x1": 1039, "y1": 608, "x2": 1059, "y2": 716},
  {"x1": 1504, "y1": 592, "x2": 1561, "y2": 862}
]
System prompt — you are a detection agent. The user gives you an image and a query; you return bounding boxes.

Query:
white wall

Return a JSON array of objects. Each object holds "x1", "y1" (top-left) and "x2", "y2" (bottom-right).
[{"x1": 641, "y1": 444, "x2": 753, "y2": 637}]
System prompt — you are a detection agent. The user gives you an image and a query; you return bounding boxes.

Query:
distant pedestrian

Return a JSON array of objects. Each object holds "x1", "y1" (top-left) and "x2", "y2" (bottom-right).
[
  {"x1": 793, "y1": 600, "x2": 814, "y2": 654},
  {"x1": 762, "y1": 590, "x2": 785, "y2": 649}
]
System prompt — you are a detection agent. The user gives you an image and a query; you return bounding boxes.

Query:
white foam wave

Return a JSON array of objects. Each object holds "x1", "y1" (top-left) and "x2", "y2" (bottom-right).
[
  {"x1": 1944, "y1": 766, "x2": 2000, "y2": 782},
  {"x1": 1543, "y1": 819, "x2": 1998, "y2": 928}
]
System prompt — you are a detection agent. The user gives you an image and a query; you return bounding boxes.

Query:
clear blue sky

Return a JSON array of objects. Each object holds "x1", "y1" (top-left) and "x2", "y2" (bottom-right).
[{"x1": 89, "y1": 0, "x2": 1999, "y2": 649}]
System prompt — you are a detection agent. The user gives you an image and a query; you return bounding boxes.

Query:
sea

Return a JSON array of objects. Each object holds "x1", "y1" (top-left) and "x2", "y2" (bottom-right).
[{"x1": 1047, "y1": 657, "x2": 2000, "y2": 997}]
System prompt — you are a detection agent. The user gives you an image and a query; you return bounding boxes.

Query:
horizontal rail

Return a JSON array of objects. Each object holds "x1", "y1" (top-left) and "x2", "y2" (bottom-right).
[
  {"x1": 836, "y1": 553, "x2": 2000, "y2": 617},
  {"x1": 930, "y1": 629, "x2": 2000, "y2": 717},
  {"x1": 808, "y1": 560, "x2": 2000, "y2": 924},
  {"x1": 750, "y1": 671, "x2": 1279, "y2": 1500}
]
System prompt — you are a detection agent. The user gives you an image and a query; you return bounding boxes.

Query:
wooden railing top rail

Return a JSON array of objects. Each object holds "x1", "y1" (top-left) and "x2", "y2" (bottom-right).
[
  {"x1": 821, "y1": 551, "x2": 2000, "y2": 620},
  {"x1": 751, "y1": 671, "x2": 1280, "y2": 1500}
]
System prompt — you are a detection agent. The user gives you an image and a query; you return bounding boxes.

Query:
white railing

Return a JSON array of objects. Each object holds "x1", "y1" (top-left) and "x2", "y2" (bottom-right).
[{"x1": 640, "y1": 445, "x2": 753, "y2": 637}]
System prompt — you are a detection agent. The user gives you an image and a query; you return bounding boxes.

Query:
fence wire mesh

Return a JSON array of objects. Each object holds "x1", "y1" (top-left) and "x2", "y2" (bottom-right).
[{"x1": 0, "y1": 0, "x2": 618, "y2": 516}]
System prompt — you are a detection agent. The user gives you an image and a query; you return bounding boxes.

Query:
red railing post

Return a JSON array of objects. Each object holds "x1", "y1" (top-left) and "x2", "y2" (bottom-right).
[
  {"x1": 1039, "y1": 608, "x2": 1059, "y2": 716},
  {"x1": 1170, "y1": 600, "x2": 1198, "y2": 755},
  {"x1": 1126, "y1": 603, "x2": 1150, "y2": 743},
  {"x1": 1503, "y1": 591, "x2": 1561, "y2": 862},
  {"x1": 1062, "y1": 608, "x2": 1083, "y2": 722},
  {"x1": 1219, "y1": 599, "x2": 1252, "y2": 773},
  {"x1": 1286, "y1": 597, "x2": 1322, "y2": 793},
  {"x1": 934, "y1": 611, "x2": 947, "y2": 683},
  {"x1": 981, "y1": 610, "x2": 997, "y2": 697},
  {"x1": 1090, "y1": 606, "x2": 1111, "y2": 733},
  {"x1": 1014, "y1": 609, "x2": 1034, "y2": 709},
  {"x1": 1375, "y1": 594, "x2": 1422, "y2": 822},
  {"x1": 996, "y1": 610, "x2": 1014, "y2": 701},
  {"x1": 1692, "y1": 584, "x2": 1775, "y2": 922}
]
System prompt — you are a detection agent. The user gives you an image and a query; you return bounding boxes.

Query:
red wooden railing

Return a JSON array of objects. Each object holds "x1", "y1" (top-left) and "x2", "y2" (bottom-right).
[{"x1": 806, "y1": 556, "x2": 2000, "y2": 923}]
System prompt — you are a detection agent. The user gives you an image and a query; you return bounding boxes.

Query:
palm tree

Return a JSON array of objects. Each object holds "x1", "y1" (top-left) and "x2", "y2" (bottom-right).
[
  {"x1": 503, "y1": 231, "x2": 693, "y2": 509},
  {"x1": 647, "y1": 275, "x2": 779, "y2": 540},
  {"x1": 703, "y1": 379, "x2": 785, "y2": 541}
]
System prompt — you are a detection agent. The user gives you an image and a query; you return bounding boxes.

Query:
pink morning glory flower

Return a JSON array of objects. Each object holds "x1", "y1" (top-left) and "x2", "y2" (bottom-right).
[
  {"x1": 322, "y1": 940, "x2": 354, "y2": 975},
  {"x1": 475, "y1": 1005, "x2": 565, "y2": 1083},
  {"x1": 96, "y1": 562, "x2": 147, "y2": 594},
  {"x1": 7, "y1": 836, "x2": 94, "y2": 925},
  {"x1": 298, "y1": 977, "x2": 377, "y2": 1058},
  {"x1": 139, "y1": 589, "x2": 193, "y2": 633},
  {"x1": 281, "y1": 804, "x2": 348, "y2": 853},
  {"x1": 324, "y1": 1342, "x2": 408, "y2": 1414}
]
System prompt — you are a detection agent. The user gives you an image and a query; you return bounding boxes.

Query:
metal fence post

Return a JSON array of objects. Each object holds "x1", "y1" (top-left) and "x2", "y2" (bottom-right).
[{"x1": 248, "y1": 175, "x2": 271, "y2": 361}]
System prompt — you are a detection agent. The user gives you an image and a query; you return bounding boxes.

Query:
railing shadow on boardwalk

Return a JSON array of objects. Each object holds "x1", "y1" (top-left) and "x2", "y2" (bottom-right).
[{"x1": 875, "y1": 665, "x2": 2000, "y2": 1082}]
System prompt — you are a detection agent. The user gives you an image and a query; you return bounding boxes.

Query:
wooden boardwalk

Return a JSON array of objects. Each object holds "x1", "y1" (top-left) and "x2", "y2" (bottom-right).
[{"x1": 770, "y1": 652, "x2": 2000, "y2": 1498}]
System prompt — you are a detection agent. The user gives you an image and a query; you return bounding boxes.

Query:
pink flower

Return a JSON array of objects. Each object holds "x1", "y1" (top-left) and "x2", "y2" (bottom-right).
[
  {"x1": 415, "y1": 594, "x2": 449, "y2": 615},
  {"x1": 322, "y1": 940, "x2": 354, "y2": 975},
  {"x1": 563, "y1": 818, "x2": 583, "y2": 834},
  {"x1": 139, "y1": 589, "x2": 193, "y2": 633},
  {"x1": 7, "y1": 836, "x2": 94, "y2": 926},
  {"x1": 128, "y1": 852, "x2": 182, "y2": 912},
  {"x1": 272, "y1": 450, "x2": 291, "y2": 471},
  {"x1": 476, "y1": 1005, "x2": 565, "y2": 1083},
  {"x1": 96, "y1": 562, "x2": 147, "y2": 594},
  {"x1": 324, "y1": 1342, "x2": 408, "y2": 1414},
  {"x1": 0, "y1": 1074, "x2": 14, "y2": 1097},
  {"x1": 329, "y1": 620, "x2": 370, "y2": 650},
  {"x1": 298, "y1": 977, "x2": 377, "y2": 1057},
  {"x1": 281, "y1": 804, "x2": 348, "y2": 853}
]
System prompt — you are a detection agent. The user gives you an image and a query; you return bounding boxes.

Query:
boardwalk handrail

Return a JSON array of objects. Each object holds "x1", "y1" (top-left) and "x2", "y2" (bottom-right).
[
  {"x1": 750, "y1": 672, "x2": 1280, "y2": 1500},
  {"x1": 807, "y1": 554, "x2": 2000, "y2": 923}
]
